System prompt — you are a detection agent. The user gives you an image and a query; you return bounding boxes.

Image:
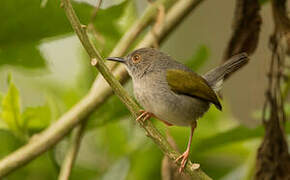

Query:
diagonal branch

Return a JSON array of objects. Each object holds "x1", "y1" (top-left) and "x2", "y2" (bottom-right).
[
  {"x1": 58, "y1": 120, "x2": 87, "y2": 180},
  {"x1": 0, "y1": 0, "x2": 207, "y2": 178}
]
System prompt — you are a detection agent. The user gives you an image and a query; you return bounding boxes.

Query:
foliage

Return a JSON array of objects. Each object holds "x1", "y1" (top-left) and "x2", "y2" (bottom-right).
[
  {"x1": 1, "y1": 78, "x2": 24, "y2": 138},
  {"x1": 0, "y1": 76, "x2": 52, "y2": 140},
  {"x1": 259, "y1": 0, "x2": 269, "y2": 5},
  {"x1": 0, "y1": 0, "x2": 130, "y2": 68},
  {"x1": 185, "y1": 45, "x2": 210, "y2": 70},
  {"x1": 0, "y1": 0, "x2": 287, "y2": 179}
]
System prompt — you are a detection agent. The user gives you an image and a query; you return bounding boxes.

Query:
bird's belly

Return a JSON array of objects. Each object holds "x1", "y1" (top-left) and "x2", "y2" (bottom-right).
[
  {"x1": 135, "y1": 87, "x2": 209, "y2": 126},
  {"x1": 153, "y1": 97, "x2": 209, "y2": 126}
]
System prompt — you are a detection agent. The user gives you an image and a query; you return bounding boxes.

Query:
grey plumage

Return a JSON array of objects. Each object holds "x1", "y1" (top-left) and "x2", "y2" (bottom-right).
[
  {"x1": 107, "y1": 48, "x2": 249, "y2": 126},
  {"x1": 106, "y1": 47, "x2": 249, "y2": 171}
]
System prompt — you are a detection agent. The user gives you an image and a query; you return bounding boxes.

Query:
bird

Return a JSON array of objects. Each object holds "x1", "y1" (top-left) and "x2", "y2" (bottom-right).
[{"x1": 106, "y1": 48, "x2": 249, "y2": 172}]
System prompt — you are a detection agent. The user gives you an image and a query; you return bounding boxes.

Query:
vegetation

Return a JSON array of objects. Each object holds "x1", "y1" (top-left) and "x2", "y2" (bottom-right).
[{"x1": 0, "y1": 0, "x2": 289, "y2": 179}]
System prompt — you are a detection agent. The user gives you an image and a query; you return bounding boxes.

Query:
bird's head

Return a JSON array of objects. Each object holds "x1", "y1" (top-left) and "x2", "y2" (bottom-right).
[{"x1": 107, "y1": 48, "x2": 167, "y2": 79}]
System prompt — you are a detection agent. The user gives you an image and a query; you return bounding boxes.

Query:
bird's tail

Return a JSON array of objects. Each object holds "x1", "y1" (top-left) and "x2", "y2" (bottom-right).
[{"x1": 203, "y1": 53, "x2": 249, "y2": 92}]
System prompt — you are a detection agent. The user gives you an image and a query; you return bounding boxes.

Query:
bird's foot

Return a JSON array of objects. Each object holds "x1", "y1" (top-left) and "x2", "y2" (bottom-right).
[
  {"x1": 136, "y1": 110, "x2": 153, "y2": 123},
  {"x1": 136, "y1": 110, "x2": 173, "y2": 126},
  {"x1": 175, "y1": 150, "x2": 190, "y2": 173}
]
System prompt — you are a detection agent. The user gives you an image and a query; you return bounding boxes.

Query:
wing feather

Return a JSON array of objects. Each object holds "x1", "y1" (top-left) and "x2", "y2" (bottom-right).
[{"x1": 166, "y1": 69, "x2": 222, "y2": 110}]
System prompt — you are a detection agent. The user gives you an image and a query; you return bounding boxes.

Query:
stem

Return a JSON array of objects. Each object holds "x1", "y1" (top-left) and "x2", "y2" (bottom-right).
[{"x1": 58, "y1": 121, "x2": 86, "y2": 180}]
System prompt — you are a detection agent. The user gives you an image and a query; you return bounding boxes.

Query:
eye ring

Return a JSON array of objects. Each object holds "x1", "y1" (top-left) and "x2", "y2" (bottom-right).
[{"x1": 131, "y1": 54, "x2": 141, "y2": 63}]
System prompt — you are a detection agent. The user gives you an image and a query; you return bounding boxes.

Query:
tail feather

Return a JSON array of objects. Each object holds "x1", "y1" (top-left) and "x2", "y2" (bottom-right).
[{"x1": 203, "y1": 53, "x2": 249, "y2": 92}]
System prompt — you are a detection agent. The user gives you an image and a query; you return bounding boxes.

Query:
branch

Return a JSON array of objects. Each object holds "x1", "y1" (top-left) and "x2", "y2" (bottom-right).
[
  {"x1": 271, "y1": 0, "x2": 290, "y2": 55},
  {"x1": 58, "y1": 121, "x2": 86, "y2": 180},
  {"x1": 87, "y1": 0, "x2": 105, "y2": 48},
  {"x1": 255, "y1": 0, "x2": 290, "y2": 179},
  {"x1": 223, "y1": 0, "x2": 261, "y2": 68},
  {"x1": 161, "y1": 131, "x2": 192, "y2": 180},
  {"x1": 272, "y1": 0, "x2": 290, "y2": 32},
  {"x1": 0, "y1": 0, "x2": 207, "y2": 178}
]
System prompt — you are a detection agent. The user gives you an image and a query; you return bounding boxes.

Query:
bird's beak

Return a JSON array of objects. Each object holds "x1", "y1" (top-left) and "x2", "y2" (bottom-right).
[{"x1": 106, "y1": 57, "x2": 126, "y2": 63}]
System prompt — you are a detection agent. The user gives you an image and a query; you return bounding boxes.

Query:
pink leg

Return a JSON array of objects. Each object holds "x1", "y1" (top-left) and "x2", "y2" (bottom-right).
[
  {"x1": 159, "y1": 119, "x2": 173, "y2": 126},
  {"x1": 175, "y1": 122, "x2": 198, "y2": 173}
]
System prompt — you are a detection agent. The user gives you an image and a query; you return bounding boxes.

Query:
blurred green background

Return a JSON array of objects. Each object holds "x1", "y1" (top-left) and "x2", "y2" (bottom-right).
[{"x1": 0, "y1": 0, "x2": 289, "y2": 179}]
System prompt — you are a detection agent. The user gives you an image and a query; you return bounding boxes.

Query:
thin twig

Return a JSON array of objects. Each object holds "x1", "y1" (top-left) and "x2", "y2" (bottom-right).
[
  {"x1": 0, "y1": 0, "x2": 206, "y2": 177},
  {"x1": 223, "y1": 0, "x2": 261, "y2": 64},
  {"x1": 91, "y1": 0, "x2": 102, "y2": 22},
  {"x1": 88, "y1": 0, "x2": 105, "y2": 49},
  {"x1": 58, "y1": 121, "x2": 87, "y2": 180},
  {"x1": 148, "y1": 0, "x2": 166, "y2": 48}
]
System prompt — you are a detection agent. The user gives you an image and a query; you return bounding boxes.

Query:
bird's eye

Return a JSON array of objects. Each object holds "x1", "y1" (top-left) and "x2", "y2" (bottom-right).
[{"x1": 131, "y1": 54, "x2": 141, "y2": 63}]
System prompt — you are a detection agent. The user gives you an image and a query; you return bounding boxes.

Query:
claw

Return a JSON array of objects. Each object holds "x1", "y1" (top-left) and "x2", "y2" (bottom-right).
[
  {"x1": 136, "y1": 110, "x2": 152, "y2": 123},
  {"x1": 136, "y1": 111, "x2": 147, "y2": 122},
  {"x1": 139, "y1": 110, "x2": 172, "y2": 126},
  {"x1": 175, "y1": 151, "x2": 189, "y2": 173}
]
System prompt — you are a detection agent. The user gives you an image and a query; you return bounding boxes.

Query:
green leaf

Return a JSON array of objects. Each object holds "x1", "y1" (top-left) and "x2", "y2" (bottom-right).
[
  {"x1": 0, "y1": 0, "x2": 92, "y2": 45},
  {"x1": 285, "y1": 103, "x2": 290, "y2": 116},
  {"x1": 0, "y1": 0, "x2": 91, "y2": 68},
  {"x1": 0, "y1": 92, "x2": 7, "y2": 130},
  {"x1": 259, "y1": 0, "x2": 269, "y2": 5},
  {"x1": 0, "y1": 129, "x2": 22, "y2": 158},
  {"x1": 0, "y1": 120, "x2": 8, "y2": 130},
  {"x1": 0, "y1": 0, "x2": 130, "y2": 69},
  {"x1": 0, "y1": 92, "x2": 3, "y2": 106},
  {"x1": 89, "y1": 0, "x2": 132, "y2": 57},
  {"x1": 6, "y1": 152, "x2": 58, "y2": 180},
  {"x1": 92, "y1": 0, "x2": 129, "y2": 39},
  {"x1": 194, "y1": 125, "x2": 263, "y2": 153},
  {"x1": 22, "y1": 105, "x2": 51, "y2": 132},
  {"x1": 1, "y1": 81, "x2": 24, "y2": 137},
  {"x1": 0, "y1": 42, "x2": 46, "y2": 69},
  {"x1": 185, "y1": 45, "x2": 210, "y2": 70},
  {"x1": 194, "y1": 121, "x2": 290, "y2": 153}
]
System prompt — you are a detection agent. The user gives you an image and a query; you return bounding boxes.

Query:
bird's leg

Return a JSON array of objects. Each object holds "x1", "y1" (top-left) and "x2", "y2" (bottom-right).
[
  {"x1": 136, "y1": 110, "x2": 153, "y2": 123},
  {"x1": 136, "y1": 110, "x2": 173, "y2": 126},
  {"x1": 175, "y1": 122, "x2": 198, "y2": 173},
  {"x1": 159, "y1": 119, "x2": 173, "y2": 126}
]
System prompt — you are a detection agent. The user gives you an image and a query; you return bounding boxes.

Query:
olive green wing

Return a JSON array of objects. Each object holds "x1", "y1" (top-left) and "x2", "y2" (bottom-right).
[{"x1": 166, "y1": 69, "x2": 222, "y2": 110}]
